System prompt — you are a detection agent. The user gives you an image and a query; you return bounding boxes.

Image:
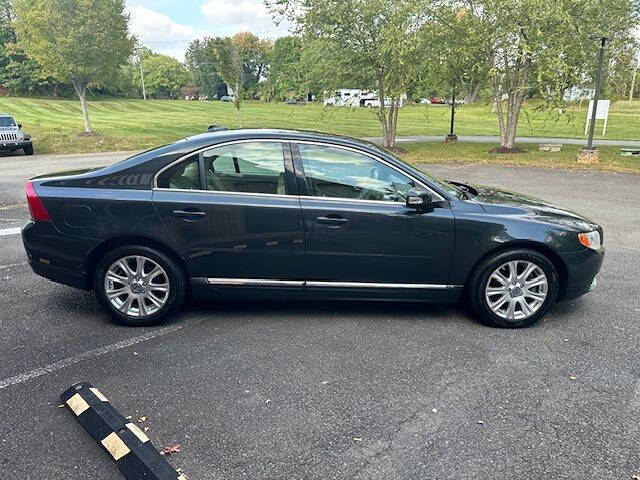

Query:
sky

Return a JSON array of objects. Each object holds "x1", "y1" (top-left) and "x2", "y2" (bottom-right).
[{"x1": 126, "y1": 0, "x2": 293, "y2": 60}]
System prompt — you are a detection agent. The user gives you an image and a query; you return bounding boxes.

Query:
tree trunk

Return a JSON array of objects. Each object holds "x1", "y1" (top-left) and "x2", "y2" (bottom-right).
[
  {"x1": 374, "y1": 67, "x2": 397, "y2": 148},
  {"x1": 234, "y1": 80, "x2": 243, "y2": 128},
  {"x1": 73, "y1": 81, "x2": 92, "y2": 133}
]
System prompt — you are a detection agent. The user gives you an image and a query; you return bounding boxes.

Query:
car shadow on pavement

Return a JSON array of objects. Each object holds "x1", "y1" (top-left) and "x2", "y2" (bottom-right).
[
  {"x1": 45, "y1": 286, "x2": 583, "y2": 329},
  {"x1": 188, "y1": 297, "x2": 474, "y2": 326}
]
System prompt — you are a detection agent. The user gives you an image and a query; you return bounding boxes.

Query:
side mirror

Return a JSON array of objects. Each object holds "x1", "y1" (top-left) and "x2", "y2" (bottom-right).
[
  {"x1": 406, "y1": 187, "x2": 433, "y2": 210},
  {"x1": 18, "y1": 123, "x2": 22, "y2": 128}
]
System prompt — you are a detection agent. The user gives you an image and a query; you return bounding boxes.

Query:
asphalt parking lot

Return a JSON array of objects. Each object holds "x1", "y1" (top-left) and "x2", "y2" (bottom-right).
[{"x1": 1, "y1": 151, "x2": 639, "y2": 479}]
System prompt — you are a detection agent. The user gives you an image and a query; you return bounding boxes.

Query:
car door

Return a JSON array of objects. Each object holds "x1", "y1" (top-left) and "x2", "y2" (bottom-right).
[
  {"x1": 292, "y1": 142, "x2": 456, "y2": 288},
  {"x1": 152, "y1": 140, "x2": 305, "y2": 283}
]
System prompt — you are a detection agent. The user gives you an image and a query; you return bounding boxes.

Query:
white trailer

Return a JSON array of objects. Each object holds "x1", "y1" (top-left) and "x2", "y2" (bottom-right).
[{"x1": 323, "y1": 89, "x2": 362, "y2": 107}]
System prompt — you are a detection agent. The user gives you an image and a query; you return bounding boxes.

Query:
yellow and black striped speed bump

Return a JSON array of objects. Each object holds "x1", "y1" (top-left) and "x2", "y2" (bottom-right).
[{"x1": 60, "y1": 382, "x2": 186, "y2": 480}]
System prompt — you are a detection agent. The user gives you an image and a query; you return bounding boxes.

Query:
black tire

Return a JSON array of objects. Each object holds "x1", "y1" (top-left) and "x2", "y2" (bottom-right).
[
  {"x1": 467, "y1": 249, "x2": 559, "y2": 328},
  {"x1": 23, "y1": 144, "x2": 34, "y2": 155},
  {"x1": 94, "y1": 245, "x2": 186, "y2": 326}
]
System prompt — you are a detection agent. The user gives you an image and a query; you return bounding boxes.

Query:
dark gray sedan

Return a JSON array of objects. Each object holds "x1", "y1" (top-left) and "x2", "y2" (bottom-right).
[{"x1": 21, "y1": 129, "x2": 604, "y2": 328}]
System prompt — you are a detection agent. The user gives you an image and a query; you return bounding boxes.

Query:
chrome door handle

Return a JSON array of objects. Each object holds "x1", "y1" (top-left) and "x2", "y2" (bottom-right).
[
  {"x1": 316, "y1": 216, "x2": 349, "y2": 227},
  {"x1": 172, "y1": 209, "x2": 206, "y2": 218}
]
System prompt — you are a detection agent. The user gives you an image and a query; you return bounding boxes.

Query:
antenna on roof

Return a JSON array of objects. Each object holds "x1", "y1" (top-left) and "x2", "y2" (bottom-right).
[{"x1": 208, "y1": 125, "x2": 228, "y2": 133}]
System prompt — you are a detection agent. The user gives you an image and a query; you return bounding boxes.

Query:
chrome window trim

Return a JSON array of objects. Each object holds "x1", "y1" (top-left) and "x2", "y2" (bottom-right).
[
  {"x1": 205, "y1": 277, "x2": 462, "y2": 289},
  {"x1": 152, "y1": 137, "x2": 445, "y2": 204},
  {"x1": 293, "y1": 140, "x2": 445, "y2": 202},
  {"x1": 153, "y1": 187, "x2": 294, "y2": 201}
]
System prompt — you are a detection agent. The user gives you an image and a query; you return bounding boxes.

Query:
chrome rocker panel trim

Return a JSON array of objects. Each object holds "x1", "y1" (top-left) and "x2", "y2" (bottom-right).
[{"x1": 196, "y1": 278, "x2": 462, "y2": 289}]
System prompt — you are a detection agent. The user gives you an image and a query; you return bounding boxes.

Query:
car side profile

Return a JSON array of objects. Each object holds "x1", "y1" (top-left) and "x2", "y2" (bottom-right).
[{"x1": 22, "y1": 129, "x2": 604, "y2": 328}]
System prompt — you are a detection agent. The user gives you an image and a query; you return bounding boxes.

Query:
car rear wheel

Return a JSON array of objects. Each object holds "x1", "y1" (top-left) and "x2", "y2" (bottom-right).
[
  {"x1": 23, "y1": 145, "x2": 33, "y2": 155},
  {"x1": 467, "y1": 249, "x2": 559, "y2": 328},
  {"x1": 94, "y1": 245, "x2": 186, "y2": 326}
]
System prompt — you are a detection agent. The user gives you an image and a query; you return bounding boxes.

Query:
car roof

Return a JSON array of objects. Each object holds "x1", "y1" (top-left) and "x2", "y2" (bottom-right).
[{"x1": 182, "y1": 128, "x2": 383, "y2": 153}]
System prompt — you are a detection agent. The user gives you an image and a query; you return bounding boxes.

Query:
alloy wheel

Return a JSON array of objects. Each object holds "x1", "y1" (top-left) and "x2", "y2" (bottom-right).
[
  {"x1": 104, "y1": 255, "x2": 170, "y2": 317},
  {"x1": 484, "y1": 260, "x2": 548, "y2": 321}
]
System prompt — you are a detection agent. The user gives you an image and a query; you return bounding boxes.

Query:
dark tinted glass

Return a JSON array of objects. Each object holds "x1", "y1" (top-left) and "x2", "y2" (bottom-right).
[
  {"x1": 157, "y1": 157, "x2": 201, "y2": 190},
  {"x1": 203, "y1": 142, "x2": 286, "y2": 195}
]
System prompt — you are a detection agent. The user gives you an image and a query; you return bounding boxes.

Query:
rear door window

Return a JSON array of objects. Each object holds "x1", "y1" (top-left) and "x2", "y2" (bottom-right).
[
  {"x1": 202, "y1": 142, "x2": 287, "y2": 195},
  {"x1": 157, "y1": 156, "x2": 201, "y2": 190}
]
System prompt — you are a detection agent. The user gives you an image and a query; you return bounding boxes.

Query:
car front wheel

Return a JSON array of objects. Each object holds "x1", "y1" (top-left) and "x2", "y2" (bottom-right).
[
  {"x1": 23, "y1": 144, "x2": 34, "y2": 155},
  {"x1": 94, "y1": 245, "x2": 186, "y2": 326},
  {"x1": 467, "y1": 249, "x2": 559, "y2": 328}
]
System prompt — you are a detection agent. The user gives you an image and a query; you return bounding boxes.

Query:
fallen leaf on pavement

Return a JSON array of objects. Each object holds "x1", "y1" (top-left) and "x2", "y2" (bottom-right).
[
  {"x1": 353, "y1": 437, "x2": 362, "y2": 442},
  {"x1": 138, "y1": 416, "x2": 147, "y2": 423},
  {"x1": 432, "y1": 408, "x2": 438, "y2": 413},
  {"x1": 159, "y1": 445, "x2": 181, "y2": 456},
  {"x1": 477, "y1": 420, "x2": 484, "y2": 425},
  {"x1": 569, "y1": 376, "x2": 577, "y2": 380}
]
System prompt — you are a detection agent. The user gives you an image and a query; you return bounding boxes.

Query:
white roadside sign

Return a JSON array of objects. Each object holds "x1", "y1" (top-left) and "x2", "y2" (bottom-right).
[{"x1": 584, "y1": 99, "x2": 610, "y2": 136}]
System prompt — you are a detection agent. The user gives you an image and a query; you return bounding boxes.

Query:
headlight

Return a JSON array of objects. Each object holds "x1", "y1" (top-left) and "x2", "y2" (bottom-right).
[
  {"x1": 578, "y1": 231, "x2": 601, "y2": 251},
  {"x1": 17, "y1": 131, "x2": 24, "y2": 140}
]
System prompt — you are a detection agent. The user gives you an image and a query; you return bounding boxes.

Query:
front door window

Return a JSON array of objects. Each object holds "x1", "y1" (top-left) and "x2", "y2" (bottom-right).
[{"x1": 298, "y1": 144, "x2": 415, "y2": 202}]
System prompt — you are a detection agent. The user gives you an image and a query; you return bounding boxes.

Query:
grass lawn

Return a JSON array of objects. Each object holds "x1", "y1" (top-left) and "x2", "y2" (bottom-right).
[
  {"x1": 1, "y1": 96, "x2": 639, "y2": 156},
  {"x1": 401, "y1": 142, "x2": 640, "y2": 174}
]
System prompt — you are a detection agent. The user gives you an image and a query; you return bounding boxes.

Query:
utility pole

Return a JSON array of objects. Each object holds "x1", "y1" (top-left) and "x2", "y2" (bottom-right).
[
  {"x1": 138, "y1": 52, "x2": 147, "y2": 101},
  {"x1": 629, "y1": 58, "x2": 639, "y2": 104},
  {"x1": 585, "y1": 36, "x2": 608, "y2": 152},
  {"x1": 446, "y1": 77, "x2": 458, "y2": 143}
]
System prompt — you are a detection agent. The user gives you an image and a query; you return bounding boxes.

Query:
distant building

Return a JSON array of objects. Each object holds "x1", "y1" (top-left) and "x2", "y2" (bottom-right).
[{"x1": 563, "y1": 87, "x2": 595, "y2": 102}]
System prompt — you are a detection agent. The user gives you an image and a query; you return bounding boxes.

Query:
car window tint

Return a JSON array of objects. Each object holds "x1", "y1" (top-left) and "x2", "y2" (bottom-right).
[
  {"x1": 299, "y1": 144, "x2": 414, "y2": 202},
  {"x1": 157, "y1": 157, "x2": 200, "y2": 190},
  {"x1": 203, "y1": 142, "x2": 286, "y2": 195}
]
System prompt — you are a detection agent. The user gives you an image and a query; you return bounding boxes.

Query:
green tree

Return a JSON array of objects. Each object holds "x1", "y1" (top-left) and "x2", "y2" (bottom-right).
[
  {"x1": 267, "y1": 36, "x2": 306, "y2": 101},
  {"x1": 269, "y1": 0, "x2": 429, "y2": 148},
  {"x1": 15, "y1": 0, "x2": 134, "y2": 132},
  {"x1": 186, "y1": 38, "x2": 223, "y2": 99},
  {"x1": 215, "y1": 37, "x2": 245, "y2": 127},
  {"x1": 232, "y1": 32, "x2": 272, "y2": 96},
  {"x1": 0, "y1": 0, "x2": 58, "y2": 95},
  {"x1": 134, "y1": 53, "x2": 189, "y2": 99},
  {"x1": 416, "y1": 6, "x2": 487, "y2": 104},
  {"x1": 434, "y1": 0, "x2": 640, "y2": 149}
]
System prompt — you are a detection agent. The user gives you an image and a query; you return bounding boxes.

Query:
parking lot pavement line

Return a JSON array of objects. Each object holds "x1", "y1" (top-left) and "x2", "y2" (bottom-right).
[
  {"x1": 0, "y1": 227, "x2": 21, "y2": 237},
  {"x1": 0, "y1": 261, "x2": 26, "y2": 270},
  {"x1": 0, "y1": 323, "x2": 185, "y2": 390}
]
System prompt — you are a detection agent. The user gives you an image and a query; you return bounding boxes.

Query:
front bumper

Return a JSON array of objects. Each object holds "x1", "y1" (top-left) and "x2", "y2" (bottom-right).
[
  {"x1": 559, "y1": 247, "x2": 605, "y2": 301},
  {"x1": 0, "y1": 139, "x2": 31, "y2": 151}
]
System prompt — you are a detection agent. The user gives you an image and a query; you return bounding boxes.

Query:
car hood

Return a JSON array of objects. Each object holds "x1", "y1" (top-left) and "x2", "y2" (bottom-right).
[
  {"x1": 0, "y1": 125, "x2": 19, "y2": 131},
  {"x1": 452, "y1": 181, "x2": 600, "y2": 232}
]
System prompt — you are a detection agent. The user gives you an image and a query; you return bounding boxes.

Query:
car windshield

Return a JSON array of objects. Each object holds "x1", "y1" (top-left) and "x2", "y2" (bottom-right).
[
  {"x1": 0, "y1": 116, "x2": 16, "y2": 127},
  {"x1": 376, "y1": 145, "x2": 466, "y2": 199}
]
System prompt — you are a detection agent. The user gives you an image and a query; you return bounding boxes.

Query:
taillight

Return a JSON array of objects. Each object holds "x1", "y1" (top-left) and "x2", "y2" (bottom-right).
[{"x1": 25, "y1": 181, "x2": 50, "y2": 221}]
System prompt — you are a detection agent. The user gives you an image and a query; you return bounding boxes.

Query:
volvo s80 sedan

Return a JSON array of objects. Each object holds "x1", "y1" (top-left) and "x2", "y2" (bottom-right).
[{"x1": 22, "y1": 130, "x2": 604, "y2": 328}]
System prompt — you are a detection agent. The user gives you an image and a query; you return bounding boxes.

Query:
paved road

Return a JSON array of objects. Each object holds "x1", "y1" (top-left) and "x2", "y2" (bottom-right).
[{"x1": 1, "y1": 153, "x2": 639, "y2": 479}]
